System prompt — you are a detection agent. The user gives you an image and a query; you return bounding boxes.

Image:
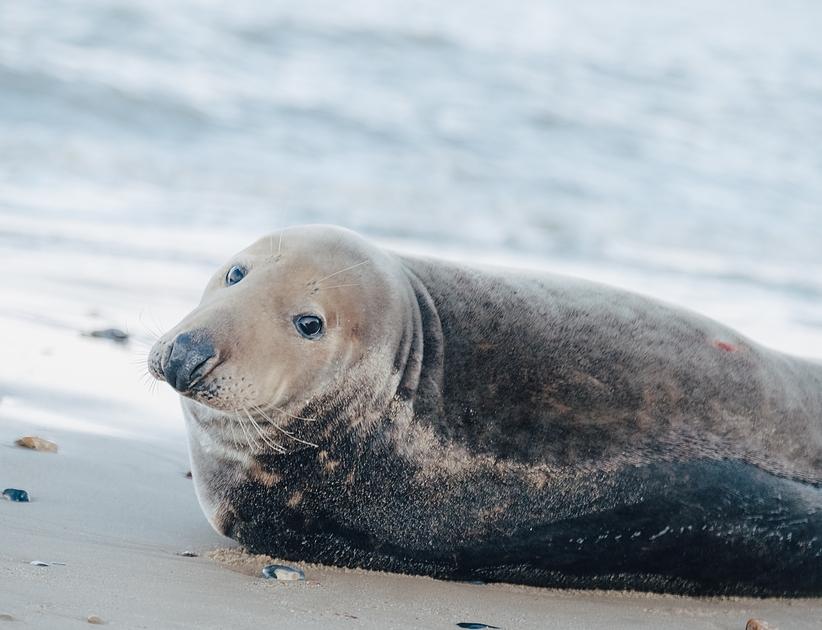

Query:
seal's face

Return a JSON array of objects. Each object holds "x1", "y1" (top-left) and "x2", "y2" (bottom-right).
[{"x1": 148, "y1": 226, "x2": 405, "y2": 424}]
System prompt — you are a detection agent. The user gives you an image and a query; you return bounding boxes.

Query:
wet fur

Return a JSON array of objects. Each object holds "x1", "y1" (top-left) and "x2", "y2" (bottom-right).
[{"x1": 174, "y1": 230, "x2": 822, "y2": 596}]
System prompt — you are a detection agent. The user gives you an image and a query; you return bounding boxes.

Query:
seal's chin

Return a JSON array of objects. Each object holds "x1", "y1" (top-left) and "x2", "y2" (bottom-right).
[{"x1": 176, "y1": 371, "x2": 267, "y2": 416}]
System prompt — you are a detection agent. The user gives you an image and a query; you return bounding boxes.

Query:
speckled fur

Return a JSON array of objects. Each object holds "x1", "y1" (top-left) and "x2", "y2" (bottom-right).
[{"x1": 150, "y1": 225, "x2": 822, "y2": 596}]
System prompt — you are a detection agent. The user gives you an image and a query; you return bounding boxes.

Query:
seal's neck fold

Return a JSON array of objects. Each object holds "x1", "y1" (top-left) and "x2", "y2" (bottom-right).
[{"x1": 398, "y1": 261, "x2": 445, "y2": 421}]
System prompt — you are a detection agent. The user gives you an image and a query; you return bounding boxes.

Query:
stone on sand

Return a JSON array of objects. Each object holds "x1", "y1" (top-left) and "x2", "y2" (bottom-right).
[
  {"x1": 262, "y1": 564, "x2": 305, "y2": 581},
  {"x1": 15, "y1": 436, "x2": 58, "y2": 453},
  {"x1": 2, "y1": 488, "x2": 29, "y2": 502}
]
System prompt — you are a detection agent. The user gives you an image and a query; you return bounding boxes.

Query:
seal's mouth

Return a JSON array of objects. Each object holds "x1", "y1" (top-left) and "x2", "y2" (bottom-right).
[
  {"x1": 178, "y1": 355, "x2": 223, "y2": 393},
  {"x1": 149, "y1": 330, "x2": 222, "y2": 395}
]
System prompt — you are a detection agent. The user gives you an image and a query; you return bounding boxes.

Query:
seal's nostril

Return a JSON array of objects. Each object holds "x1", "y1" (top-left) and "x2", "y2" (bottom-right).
[{"x1": 161, "y1": 331, "x2": 217, "y2": 393}]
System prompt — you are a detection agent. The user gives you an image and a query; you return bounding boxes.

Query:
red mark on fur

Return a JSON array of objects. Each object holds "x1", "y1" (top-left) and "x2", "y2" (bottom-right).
[{"x1": 714, "y1": 341, "x2": 736, "y2": 352}]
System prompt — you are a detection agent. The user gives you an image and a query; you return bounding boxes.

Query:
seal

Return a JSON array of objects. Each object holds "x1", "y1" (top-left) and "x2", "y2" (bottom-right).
[{"x1": 149, "y1": 225, "x2": 822, "y2": 596}]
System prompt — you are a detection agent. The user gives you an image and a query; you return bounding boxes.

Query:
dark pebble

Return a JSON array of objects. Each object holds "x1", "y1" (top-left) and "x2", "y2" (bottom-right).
[
  {"x1": 185, "y1": 470, "x2": 193, "y2": 479},
  {"x1": 457, "y1": 624, "x2": 500, "y2": 629},
  {"x1": 2, "y1": 488, "x2": 29, "y2": 502},
  {"x1": 177, "y1": 551, "x2": 198, "y2": 557},
  {"x1": 86, "y1": 328, "x2": 129, "y2": 343},
  {"x1": 262, "y1": 564, "x2": 305, "y2": 581}
]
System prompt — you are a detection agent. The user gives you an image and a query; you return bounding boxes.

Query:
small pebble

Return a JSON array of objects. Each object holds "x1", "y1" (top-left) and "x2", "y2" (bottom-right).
[
  {"x1": 30, "y1": 560, "x2": 50, "y2": 567},
  {"x1": 177, "y1": 551, "x2": 198, "y2": 557},
  {"x1": 85, "y1": 328, "x2": 129, "y2": 344},
  {"x1": 746, "y1": 620, "x2": 772, "y2": 630},
  {"x1": 261, "y1": 564, "x2": 305, "y2": 581},
  {"x1": 15, "y1": 436, "x2": 58, "y2": 453},
  {"x1": 2, "y1": 488, "x2": 29, "y2": 502},
  {"x1": 185, "y1": 470, "x2": 193, "y2": 479},
  {"x1": 0, "y1": 613, "x2": 15, "y2": 621},
  {"x1": 456, "y1": 624, "x2": 500, "y2": 630},
  {"x1": 87, "y1": 615, "x2": 105, "y2": 625}
]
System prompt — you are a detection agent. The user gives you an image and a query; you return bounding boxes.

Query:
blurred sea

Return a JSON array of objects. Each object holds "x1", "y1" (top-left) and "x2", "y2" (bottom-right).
[{"x1": 1, "y1": 0, "x2": 822, "y2": 358}]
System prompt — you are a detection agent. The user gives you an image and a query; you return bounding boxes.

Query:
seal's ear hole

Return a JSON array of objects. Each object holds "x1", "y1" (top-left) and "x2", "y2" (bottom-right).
[
  {"x1": 225, "y1": 264, "x2": 247, "y2": 286},
  {"x1": 294, "y1": 314, "x2": 324, "y2": 339}
]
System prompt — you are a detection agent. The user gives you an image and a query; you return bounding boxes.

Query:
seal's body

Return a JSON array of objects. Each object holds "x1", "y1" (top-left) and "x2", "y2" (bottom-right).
[{"x1": 150, "y1": 226, "x2": 822, "y2": 595}]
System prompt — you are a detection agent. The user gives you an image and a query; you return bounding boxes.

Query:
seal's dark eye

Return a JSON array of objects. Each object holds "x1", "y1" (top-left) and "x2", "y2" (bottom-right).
[
  {"x1": 294, "y1": 314, "x2": 324, "y2": 339},
  {"x1": 225, "y1": 265, "x2": 246, "y2": 286}
]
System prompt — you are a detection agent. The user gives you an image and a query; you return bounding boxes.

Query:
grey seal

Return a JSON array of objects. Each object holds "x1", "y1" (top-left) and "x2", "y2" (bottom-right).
[{"x1": 149, "y1": 225, "x2": 822, "y2": 595}]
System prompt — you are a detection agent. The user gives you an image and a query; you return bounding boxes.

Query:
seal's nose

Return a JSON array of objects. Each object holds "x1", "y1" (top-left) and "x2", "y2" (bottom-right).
[{"x1": 162, "y1": 331, "x2": 216, "y2": 392}]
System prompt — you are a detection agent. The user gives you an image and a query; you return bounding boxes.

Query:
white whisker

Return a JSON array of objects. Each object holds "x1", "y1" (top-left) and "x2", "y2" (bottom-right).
[
  {"x1": 252, "y1": 405, "x2": 318, "y2": 448},
  {"x1": 243, "y1": 407, "x2": 286, "y2": 453},
  {"x1": 270, "y1": 404, "x2": 318, "y2": 423},
  {"x1": 138, "y1": 309, "x2": 166, "y2": 341},
  {"x1": 227, "y1": 413, "x2": 240, "y2": 448},
  {"x1": 315, "y1": 260, "x2": 369, "y2": 284},
  {"x1": 235, "y1": 412, "x2": 256, "y2": 450},
  {"x1": 319, "y1": 283, "x2": 361, "y2": 290}
]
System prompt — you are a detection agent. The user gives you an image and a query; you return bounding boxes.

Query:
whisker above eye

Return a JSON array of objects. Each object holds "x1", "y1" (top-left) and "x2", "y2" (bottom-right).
[
  {"x1": 314, "y1": 260, "x2": 369, "y2": 284},
  {"x1": 319, "y1": 283, "x2": 361, "y2": 290}
]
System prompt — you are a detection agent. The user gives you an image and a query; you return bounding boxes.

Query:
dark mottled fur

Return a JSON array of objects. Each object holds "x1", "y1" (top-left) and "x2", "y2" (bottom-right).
[{"x1": 179, "y1": 244, "x2": 822, "y2": 596}]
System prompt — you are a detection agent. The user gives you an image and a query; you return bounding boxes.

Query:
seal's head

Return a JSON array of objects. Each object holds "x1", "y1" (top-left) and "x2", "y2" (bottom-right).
[{"x1": 148, "y1": 225, "x2": 417, "y2": 447}]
